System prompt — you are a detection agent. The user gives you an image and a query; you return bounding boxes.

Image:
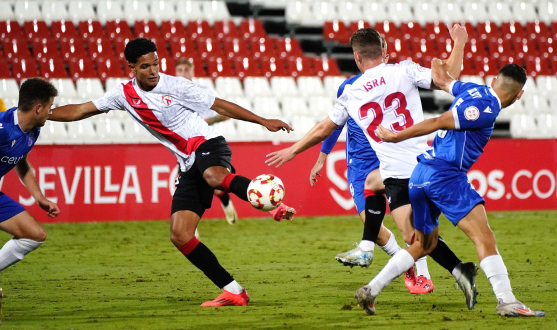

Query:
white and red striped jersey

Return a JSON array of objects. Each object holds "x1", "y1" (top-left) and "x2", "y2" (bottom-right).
[
  {"x1": 329, "y1": 61, "x2": 432, "y2": 180},
  {"x1": 92, "y1": 73, "x2": 221, "y2": 172}
]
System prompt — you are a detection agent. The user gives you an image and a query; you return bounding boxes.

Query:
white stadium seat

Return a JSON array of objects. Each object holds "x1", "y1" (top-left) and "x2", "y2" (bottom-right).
[
  {"x1": 414, "y1": 1, "x2": 441, "y2": 26},
  {"x1": 243, "y1": 77, "x2": 273, "y2": 98},
  {"x1": 539, "y1": 0, "x2": 557, "y2": 25},
  {"x1": 14, "y1": 1, "x2": 42, "y2": 24},
  {"x1": 548, "y1": 94, "x2": 557, "y2": 115},
  {"x1": 535, "y1": 114, "x2": 557, "y2": 138},
  {"x1": 0, "y1": 2, "x2": 15, "y2": 21},
  {"x1": 97, "y1": 0, "x2": 125, "y2": 25},
  {"x1": 323, "y1": 76, "x2": 346, "y2": 96},
  {"x1": 150, "y1": 1, "x2": 178, "y2": 25},
  {"x1": 215, "y1": 77, "x2": 244, "y2": 97},
  {"x1": 123, "y1": 1, "x2": 151, "y2": 26},
  {"x1": 438, "y1": 1, "x2": 465, "y2": 25},
  {"x1": 387, "y1": 2, "x2": 414, "y2": 26},
  {"x1": 252, "y1": 97, "x2": 282, "y2": 117},
  {"x1": 313, "y1": 1, "x2": 338, "y2": 24},
  {"x1": 251, "y1": 0, "x2": 288, "y2": 10},
  {"x1": 95, "y1": 117, "x2": 127, "y2": 143},
  {"x1": 486, "y1": 1, "x2": 514, "y2": 24},
  {"x1": 227, "y1": 97, "x2": 252, "y2": 112},
  {"x1": 42, "y1": 1, "x2": 70, "y2": 25},
  {"x1": 522, "y1": 77, "x2": 538, "y2": 96},
  {"x1": 235, "y1": 121, "x2": 267, "y2": 141},
  {"x1": 214, "y1": 119, "x2": 238, "y2": 141},
  {"x1": 534, "y1": 76, "x2": 557, "y2": 97},
  {"x1": 122, "y1": 117, "x2": 157, "y2": 143},
  {"x1": 270, "y1": 77, "x2": 299, "y2": 98},
  {"x1": 106, "y1": 77, "x2": 129, "y2": 91},
  {"x1": 498, "y1": 99, "x2": 525, "y2": 121},
  {"x1": 433, "y1": 89, "x2": 455, "y2": 106},
  {"x1": 49, "y1": 78, "x2": 78, "y2": 101},
  {"x1": 286, "y1": 1, "x2": 319, "y2": 26},
  {"x1": 521, "y1": 94, "x2": 550, "y2": 115},
  {"x1": 510, "y1": 114, "x2": 538, "y2": 138},
  {"x1": 337, "y1": 1, "x2": 366, "y2": 23},
  {"x1": 177, "y1": 1, "x2": 205, "y2": 23},
  {"x1": 511, "y1": 1, "x2": 538, "y2": 25},
  {"x1": 308, "y1": 96, "x2": 334, "y2": 118},
  {"x1": 68, "y1": 1, "x2": 96, "y2": 25},
  {"x1": 281, "y1": 97, "x2": 310, "y2": 117},
  {"x1": 297, "y1": 77, "x2": 325, "y2": 97},
  {"x1": 460, "y1": 75, "x2": 485, "y2": 85},
  {"x1": 193, "y1": 77, "x2": 217, "y2": 94},
  {"x1": 200, "y1": 1, "x2": 231, "y2": 24},
  {"x1": 67, "y1": 120, "x2": 98, "y2": 144},
  {"x1": 39, "y1": 121, "x2": 70, "y2": 144},
  {"x1": 462, "y1": 1, "x2": 489, "y2": 26},
  {"x1": 76, "y1": 78, "x2": 105, "y2": 100},
  {"x1": 362, "y1": 2, "x2": 389, "y2": 25},
  {"x1": 0, "y1": 79, "x2": 19, "y2": 100}
]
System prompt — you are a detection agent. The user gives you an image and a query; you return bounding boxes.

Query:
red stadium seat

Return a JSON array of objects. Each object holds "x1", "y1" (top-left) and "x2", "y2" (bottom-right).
[
  {"x1": 214, "y1": 20, "x2": 239, "y2": 40},
  {"x1": 134, "y1": 20, "x2": 160, "y2": 39},
  {"x1": 526, "y1": 21, "x2": 549, "y2": 43},
  {"x1": 190, "y1": 57, "x2": 207, "y2": 78},
  {"x1": 33, "y1": 39, "x2": 61, "y2": 63},
  {"x1": 261, "y1": 57, "x2": 288, "y2": 77},
  {"x1": 516, "y1": 38, "x2": 539, "y2": 61},
  {"x1": 234, "y1": 57, "x2": 261, "y2": 80},
  {"x1": 123, "y1": 64, "x2": 134, "y2": 79},
  {"x1": 475, "y1": 57, "x2": 499, "y2": 77},
  {"x1": 551, "y1": 22, "x2": 557, "y2": 40},
  {"x1": 501, "y1": 21, "x2": 526, "y2": 43},
  {"x1": 158, "y1": 56, "x2": 176, "y2": 76},
  {"x1": 314, "y1": 57, "x2": 341, "y2": 77},
  {"x1": 425, "y1": 21, "x2": 450, "y2": 43},
  {"x1": 3, "y1": 39, "x2": 32, "y2": 63},
  {"x1": 40, "y1": 58, "x2": 69, "y2": 79},
  {"x1": 88, "y1": 39, "x2": 116, "y2": 62},
  {"x1": 207, "y1": 57, "x2": 235, "y2": 78},
  {"x1": 526, "y1": 57, "x2": 552, "y2": 78},
  {"x1": 324, "y1": 21, "x2": 351, "y2": 44},
  {"x1": 114, "y1": 40, "x2": 129, "y2": 61},
  {"x1": 152, "y1": 38, "x2": 169, "y2": 58},
  {"x1": 457, "y1": 21, "x2": 476, "y2": 39},
  {"x1": 24, "y1": 21, "x2": 51, "y2": 43},
  {"x1": 12, "y1": 58, "x2": 38, "y2": 82},
  {"x1": 0, "y1": 21, "x2": 23, "y2": 42},
  {"x1": 239, "y1": 19, "x2": 267, "y2": 41},
  {"x1": 413, "y1": 39, "x2": 436, "y2": 66},
  {"x1": 161, "y1": 20, "x2": 186, "y2": 41},
  {"x1": 249, "y1": 38, "x2": 277, "y2": 60},
  {"x1": 386, "y1": 38, "x2": 412, "y2": 63},
  {"x1": 477, "y1": 21, "x2": 501, "y2": 43},
  {"x1": 223, "y1": 38, "x2": 250, "y2": 60},
  {"x1": 375, "y1": 21, "x2": 400, "y2": 42},
  {"x1": 170, "y1": 39, "x2": 196, "y2": 60},
  {"x1": 539, "y1": 38, "x2": 556, "y2": 61},
  {"x1": 464, "y1": 38, "x2": 488, "y2": 62},
  {"x1": 188, "y1": 20, "x2": 212, "y2": 41},
  {"x1": 96, "y1": 57, "x2": 124, "y2": 83},
  {"x1": 0, "y1": 59, "x2": 12, "y2": 78},
  {"x1": 488, "y1": 39, "x2": 513, "y2": 62},
  {"x1": 79, "y1": 20, "x2": 105, "y2": 42},
  {"x1": 197, "y1": 38, "x2": 223, "y2": 60},
  {"x1": 460, "y1": 61, "x2": 476, "y2": 76},
  {"x1": 69, "y1": 58, "x2": 97, "y2": 81},
  {"x1": 60, "y1": 38, "x2": 87, "y2": 63},
  {"x1": 276, "y1": 38, "x2": 304, "y2": 59},
  {"x1": 51, "y1": 21, "x2": 78, "y2": 41},
  {"x1": 438, "y1": 39, "x2": 453, "y2": 60},
  {"x1": 106, "y1": 20, "x2": 134, "y2": 42},
  {"x1": 400, "y1": 22, "x2": 424, "y2": 44},
  {"x1": 349, "y1": 21, "x2": 372, "y2": 34},
  {"x1": 287, "y1": 57, "x2": 314, "y2": 78}
]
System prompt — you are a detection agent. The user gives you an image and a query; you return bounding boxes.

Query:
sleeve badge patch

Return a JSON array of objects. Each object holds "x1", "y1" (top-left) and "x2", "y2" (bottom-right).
[{"x1": 464, "y1": 106, "x2": 480, "y2": 121}]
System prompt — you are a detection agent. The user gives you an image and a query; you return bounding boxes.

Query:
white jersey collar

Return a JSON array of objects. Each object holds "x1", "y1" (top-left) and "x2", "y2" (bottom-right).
[
  {"x1": 487, "y1": 87, "x2": 502, "y2": 109},
  {"x1": 363, "y1": 63, "x2": 386, "y2": 75}
]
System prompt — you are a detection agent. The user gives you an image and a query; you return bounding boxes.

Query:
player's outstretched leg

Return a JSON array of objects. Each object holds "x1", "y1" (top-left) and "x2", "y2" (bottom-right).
[
  {"x1": 269, "y1": 203, "x2": 296, "y2": 222},
  {"x1": 457, "y1": 205, "x2": 544, "y2": 317},
  {"x1": 171, "y1": 210, "x2": 248, "y2": 307},
  {"x1": 214, "y1": 190, "x2": 238, "y2": 225},
  {"x1": 0, "y1": 210, "x2": 46, "y2": 272}
]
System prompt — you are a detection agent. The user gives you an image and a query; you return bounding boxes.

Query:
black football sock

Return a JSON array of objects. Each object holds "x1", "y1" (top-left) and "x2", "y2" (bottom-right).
[
  {"x1": 179, "y1": 238, "x2": 234, "y2": 288},
  {"x1": 222, "y1": 174, "x2": 250, "y2": 202},
  {"x1": 217, "y1": 191, "x2": 230, "y2": 207},
  {"x1": 428, "y1": 236, "x2": 462, "y2": 273},
  {"x1": 362, "y1": 190, "x2": 387, "y2": 243}
]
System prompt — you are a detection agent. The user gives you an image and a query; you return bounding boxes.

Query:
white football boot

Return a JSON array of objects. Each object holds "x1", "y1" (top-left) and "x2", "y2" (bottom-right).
[
  {"x1": 222, "y1": 201, "x2": 238, "y2": 225},
  {"x1": 354, "y1": 285, "x2": 376, "y2": 315},
  {"x1": 335, "y1": 245, "x2": 373, "y2": 267},
  {"x1": 496, "y1": 299, "x2": 545, "y2": 317}
]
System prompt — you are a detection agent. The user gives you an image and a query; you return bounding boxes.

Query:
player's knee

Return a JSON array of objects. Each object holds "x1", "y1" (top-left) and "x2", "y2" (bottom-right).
[
  {"x1": 203, "y1": 172, "x2": 223, "y2": 189},
  {"x1": 26, "y1": 223, "x2": 47, "y2": 242}
]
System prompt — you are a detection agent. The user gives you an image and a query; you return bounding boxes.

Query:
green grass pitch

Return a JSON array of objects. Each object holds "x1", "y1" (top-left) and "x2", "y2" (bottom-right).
[{"x1": 0, "y1": 211, "x2": 556, "y2": 329}]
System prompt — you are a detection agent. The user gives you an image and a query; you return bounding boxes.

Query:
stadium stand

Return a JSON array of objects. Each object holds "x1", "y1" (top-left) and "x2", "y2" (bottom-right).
[{"x1": 0, "y1": 0, "x2": 556, "y2": 141}]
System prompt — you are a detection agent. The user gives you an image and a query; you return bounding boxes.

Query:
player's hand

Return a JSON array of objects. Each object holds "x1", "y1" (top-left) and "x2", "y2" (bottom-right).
[
  {"x1": 266, "y1": 147, "x2": 296, "y2": 168},
  {"x1": 262, "y1": 119, "x2": 294, "y2": 133},
  {"x1": 449, "y1": 23, "x2": 468, "y2": 44},
  {"x1": 374, "y1": 125, "x2": 398, "y2": 142},
  {"x1": 310, "y1": 160, "x2": 324, "y2": 186},
  {"x1": 37, "y1": 198, "x2": 60, "y2": 218}
]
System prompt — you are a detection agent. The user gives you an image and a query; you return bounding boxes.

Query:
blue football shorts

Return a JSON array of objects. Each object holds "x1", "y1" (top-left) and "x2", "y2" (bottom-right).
[
  {"x1": 409, "y1": 161, "x2": 485, "y2": 235},
  {"x1": 347, "y1": 163, "x2": 380, "y2": 215},
  {"x1": 0, "y1": 192, "x2": 25, "y2": 222}
]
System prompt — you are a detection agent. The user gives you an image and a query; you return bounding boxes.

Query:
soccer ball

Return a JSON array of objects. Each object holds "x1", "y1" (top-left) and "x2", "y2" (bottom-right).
[{"x1": 247, "y1": 174, "x2": 285, "y2": 211}]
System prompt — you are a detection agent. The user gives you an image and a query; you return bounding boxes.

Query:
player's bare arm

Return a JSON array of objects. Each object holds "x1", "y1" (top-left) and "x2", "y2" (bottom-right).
[
  {"x1": 309, "y1": 152, "x2": 328, "y2": 186},
  {"x1": 14, "y1": 156, "x2": 60, "y2": 217},
  {"x1": 429, "y1": 24, "x2": 467, "y2": 90},
  {"x1": 375, "y1": 109, "x2": 455, "y2": 143},
  {"x1": 205, "y1": 114, "x2": 229, "y2": 125},
  {"x1": 431, "y1": 59, "x2": 457, "y2": 93},
  {"x1": 211, "y1": 98, "x2": 292, "y2": 132},
  {"x1": 266, "y1": 117, "x2": 338, "y2": 168},
  {"x1": 49, "y1": 101, "x2": 103, "y2": 122}
]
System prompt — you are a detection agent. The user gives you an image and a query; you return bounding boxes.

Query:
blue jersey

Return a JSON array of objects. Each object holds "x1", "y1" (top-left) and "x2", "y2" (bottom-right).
[
  {"x1": 418, "y1": 81, "x2": 501, "y2": 172},
  {"x1": 0, "y1": 108, "x2": 40, "y2": 179},
  {"x1": 321, "y1": 75, "x2": 378, "y2": 171}
]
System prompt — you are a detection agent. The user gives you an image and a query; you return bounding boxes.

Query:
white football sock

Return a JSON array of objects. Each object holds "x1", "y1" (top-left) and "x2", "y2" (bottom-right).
[
  {"x1": 223, "y1": 280, "x2": 244, "y2": 294},
  {"x1": 452, "y1": 262, "x2": 463, "y2": 280},
  {"x1": 378, "y1": 229, "x2": 401, "y2": 256},
  {"x1": 480, "y1": 254, "x2": 516, "y2": 303},
  {"x1": 368, "y1": 249, "x2": 415, "y2": 297},
  {"x1": 358, "y1": 240, "x2": 375, "y2": 252},
  {"x1": 0, "y1": 238, "x2": 43, "y2": 272},
  {"x1": 414, "y1": 256, "x2": 431, "y2": 279}
]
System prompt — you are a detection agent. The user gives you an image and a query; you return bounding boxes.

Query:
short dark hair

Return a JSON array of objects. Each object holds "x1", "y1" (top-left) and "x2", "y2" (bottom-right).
[
  {"x1": 498, "y1": 64, "x2": 527, "y2": 85},
  {"x1": 124, "y1": 38, "x2": 157, "y2": 64},
  {"x1": 350, "y1": 28, "x2": 383, "y2": 60},
  {"x1": 18, "y1": 78, "x2": 58, "y2": 112}
]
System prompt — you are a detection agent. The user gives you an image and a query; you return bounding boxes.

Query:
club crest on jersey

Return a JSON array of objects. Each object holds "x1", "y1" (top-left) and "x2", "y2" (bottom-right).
[
  {"x1": 132, "y1": 99, "x2": 141, "y2": 106},
  {"x1": 464, "y1": 106, "x2": 480, "y2": 121},
  {"x1": 162, "y1": 95, "x2": 172, "y2": 106}
]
